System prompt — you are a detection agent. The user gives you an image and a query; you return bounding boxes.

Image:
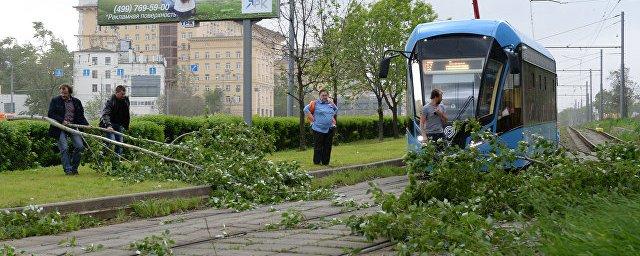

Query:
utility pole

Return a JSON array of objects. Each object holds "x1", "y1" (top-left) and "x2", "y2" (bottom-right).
[
  {"x1": 585, "y1": 81, "x2": 589, "y2": 122},
  {"x1": 10, "y1": 58, "x2": 15, "y2": 113},
  {"x1": 620, "y1": 11, "x2": 626, "y2": 118},
  {"x1": 243, "y1": 20, "x2": 253, "y2": 125},
  {"x1": 287, "y1": 0, "x2": 295, "y2": 116},
  {"x1": 600, "y1": 49, "x2": 603, "y2": 120},
  {"x1": 589, "y1": 69, "x2": 593, "y2": 121},
  {"x1": 472, "y1": 0, "x2": 480, "y2": 19}
]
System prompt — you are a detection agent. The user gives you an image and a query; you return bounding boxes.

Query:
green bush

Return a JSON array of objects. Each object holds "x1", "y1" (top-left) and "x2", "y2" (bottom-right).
[
  {"x1": 0, "y1": 115, "x2": 408, "y2": 171},
  {"x1": 10, "y1": 120, "x2": 58, "y2": 167},
  {"x1": 128, "y1": 121, "x2": 165, "y2": 142},
  {"x1": 0, "y1": 122, "x2": 36, "y2": 171}
]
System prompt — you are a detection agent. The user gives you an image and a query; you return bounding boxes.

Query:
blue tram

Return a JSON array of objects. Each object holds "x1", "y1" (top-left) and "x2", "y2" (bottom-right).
[{"x1": 380, "y1": 20, "x2": 558, "y2": 167}]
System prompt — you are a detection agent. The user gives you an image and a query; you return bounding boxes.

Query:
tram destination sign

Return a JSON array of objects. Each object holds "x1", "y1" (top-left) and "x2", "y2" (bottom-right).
[{"x1": 98, "y1": 0, "x2": 280, "y2": 26}]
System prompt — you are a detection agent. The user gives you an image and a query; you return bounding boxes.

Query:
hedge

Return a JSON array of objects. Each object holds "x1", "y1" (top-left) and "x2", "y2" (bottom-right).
[{"x1": 0, "y1": 115, "x2": 407, "y2": 172}]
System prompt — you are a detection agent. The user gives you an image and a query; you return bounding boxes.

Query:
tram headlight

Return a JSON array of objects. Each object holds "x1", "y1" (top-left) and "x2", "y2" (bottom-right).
[
  {"x1": 469, "y1": 140, "x2": 483, "y2": 148},
  {"x1": 417, "y1": 135, "x2": 424, "y2": 142}
]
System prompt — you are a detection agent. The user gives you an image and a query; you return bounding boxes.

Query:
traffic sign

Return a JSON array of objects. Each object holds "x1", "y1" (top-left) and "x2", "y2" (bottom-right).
[
  {"x1": 190, "y1": 64, "x2": 199, "y2": 73},
  {"x1": 181, "y1": 20, "x2": 196, "y2": 28},
  {"x1": 54, "y1": 69, "x2": 64, "y2": 78},
  {"x1": 149, "y1": 67, "x2": 157, "y2": 75},
  {"x1": 83, "y1": 69, "x2": 90, "y2": 77},
  {"x1": 117, "y1": 68, "x2": 125, "y2": 77}
]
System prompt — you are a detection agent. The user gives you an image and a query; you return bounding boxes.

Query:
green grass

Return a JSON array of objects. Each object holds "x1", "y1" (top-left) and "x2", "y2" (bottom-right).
[
  {"x1": 583, "y1": 118, "x2": 640, "y2": 142},
  {"x1": 269, "y1": 138, "x2": 407, "y2": 171},
  {"x1": 130, "y1": 197, "x2": 206, "y2": 218},
  {"x1": 1, "y1": 138, "x2": 406, "y2": 208},
  {"x1": 311, "y1": 166, "x2": 406, "y2": 190},
  {"x1": 0, "y1": 166, "x2": 189, "y2": 208},
  {"x1": 537, "y1": 195, "x2": 640, "y2": 255}
]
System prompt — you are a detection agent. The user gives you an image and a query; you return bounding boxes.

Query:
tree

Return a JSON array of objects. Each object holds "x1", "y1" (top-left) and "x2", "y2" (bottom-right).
[
  {"x1": 278, "y1": 0, "x2": 329, "y2": 150},
  {"x1": 593, "y1": 68, "x2": 637, "y2": 118},
  {"x1": 157, "y1": 69, "x2": 206, "y2": 116},
  {"x1": 341, "y1": 0, "x2": 436, "y2": 140},
  {"x1": 205, "y1": 88, "x2": 224, "y2": 114}
]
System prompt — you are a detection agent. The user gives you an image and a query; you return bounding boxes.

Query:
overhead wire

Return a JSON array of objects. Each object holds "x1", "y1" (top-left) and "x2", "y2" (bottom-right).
[{"x1": 537, "y1": 15, "x2": 619, "y2": 41}]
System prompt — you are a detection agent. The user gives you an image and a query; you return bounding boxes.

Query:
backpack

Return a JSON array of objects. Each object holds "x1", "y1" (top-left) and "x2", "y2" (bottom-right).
[{"x1": 307, "y1": 100, "x2": 336, "y2": 125}]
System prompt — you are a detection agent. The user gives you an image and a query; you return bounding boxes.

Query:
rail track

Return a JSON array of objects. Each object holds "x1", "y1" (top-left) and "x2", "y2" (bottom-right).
[{"x1": 567, "y1": 126, "x2": 623, "y2": 154}]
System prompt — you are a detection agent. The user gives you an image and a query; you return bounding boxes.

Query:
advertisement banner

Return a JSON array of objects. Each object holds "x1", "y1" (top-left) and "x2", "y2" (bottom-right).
[{"x1": 98, "y1": 0, "x2": 280, "y2": 26}]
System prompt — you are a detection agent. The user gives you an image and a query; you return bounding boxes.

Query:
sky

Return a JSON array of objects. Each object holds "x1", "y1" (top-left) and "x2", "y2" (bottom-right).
[{"x1": 0, "y1": 0, "x2": 638, "y2": 111}]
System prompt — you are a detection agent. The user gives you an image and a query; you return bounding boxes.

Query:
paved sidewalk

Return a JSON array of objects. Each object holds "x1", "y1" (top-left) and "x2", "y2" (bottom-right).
[{"x1": 6, "y1": 176, "x2": 408, "y2": 255}]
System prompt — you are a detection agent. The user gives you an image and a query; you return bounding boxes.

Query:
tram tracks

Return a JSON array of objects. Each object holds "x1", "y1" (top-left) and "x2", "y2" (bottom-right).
[{"x1": 566, "y1": 126, "x2": 622, "y2": 154}]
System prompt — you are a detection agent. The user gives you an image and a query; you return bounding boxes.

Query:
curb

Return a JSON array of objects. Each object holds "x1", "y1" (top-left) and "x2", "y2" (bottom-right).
[{"x1": 1, "y1": 158, "x2": 404, "y2": 218}]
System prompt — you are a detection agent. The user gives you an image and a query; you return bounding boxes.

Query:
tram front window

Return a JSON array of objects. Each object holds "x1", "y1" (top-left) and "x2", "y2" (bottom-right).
[
  {"x1": 414, "y1": 36, "x2": 493, "y2": 121},
  {"x1": 421, "y1": 58, "x2": 483, "y2": 120}
]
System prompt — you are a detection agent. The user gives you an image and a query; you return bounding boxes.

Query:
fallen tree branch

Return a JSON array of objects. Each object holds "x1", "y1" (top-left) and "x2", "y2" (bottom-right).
[
  {"x1": 66, "y1": 123, "x2": 180, "y2": 148},
  {"x1": 8, "y1": 115, "x2": 202, "y2": 170},
  {"x1": 171, "y1": 130, "x2": 201, "y2": 144}
]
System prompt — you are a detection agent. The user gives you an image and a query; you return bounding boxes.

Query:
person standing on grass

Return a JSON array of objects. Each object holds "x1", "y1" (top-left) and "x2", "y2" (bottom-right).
[
  {"x1": 420, "y1": 89, "x2": 448, "y2": 143},
  {"x1": 99, "y1": 85, "x2": 130, "y2": 155},
  {"x1": 47, "y1": 84, "x2": 89, "y2": 176},
  {"x1": 304, "y1": 89, "x2": 338, "y2": 165}
]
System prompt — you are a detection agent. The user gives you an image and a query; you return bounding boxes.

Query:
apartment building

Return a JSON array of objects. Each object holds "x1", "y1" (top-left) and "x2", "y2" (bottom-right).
[{"x1": 74, "y1": 0, "x2": 283, "y2": 116}]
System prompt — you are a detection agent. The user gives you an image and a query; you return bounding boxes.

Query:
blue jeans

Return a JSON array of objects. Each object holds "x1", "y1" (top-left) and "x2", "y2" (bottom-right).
[
  {"x1": 105, "y1": 124, "x2": 124, "y2": 155},
  {"x1": 58, "y1": 131, "x2": 85, "y2": 174}
]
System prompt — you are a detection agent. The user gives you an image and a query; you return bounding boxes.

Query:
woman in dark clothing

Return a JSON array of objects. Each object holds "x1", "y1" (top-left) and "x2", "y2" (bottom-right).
[
  {"x1": 47, "y1": 84, "x2": 89, "y2": 175},
  {"x1": 99, "y1": 85, "x2": 130, "y2": 155}
]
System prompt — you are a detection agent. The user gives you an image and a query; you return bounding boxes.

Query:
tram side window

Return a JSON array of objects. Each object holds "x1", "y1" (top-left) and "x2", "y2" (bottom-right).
[
  {"x1": 497, "y1": 73, "x2": 523, "y2": 133},
  {"x1": 411, "y1": 61, "x2": 423, "y2": 119},
  {"x1": 477, "y1": 59, "x2": 503, "y2": 119},
  {"x1": 523, "y1": 61, "x2": 556, "y2": 125}
]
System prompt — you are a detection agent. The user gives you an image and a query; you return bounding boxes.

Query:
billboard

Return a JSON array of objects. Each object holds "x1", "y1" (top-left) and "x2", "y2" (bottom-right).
[{"x1": 98, "y1": 0, "x2": 280, "y2": 26}]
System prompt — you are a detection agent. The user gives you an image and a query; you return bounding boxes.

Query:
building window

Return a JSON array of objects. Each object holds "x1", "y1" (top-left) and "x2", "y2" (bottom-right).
[
  {"x1": 105, "y1": 84, "x2": 112, "y2": 93},
  {"x1": 92, "y1": 84, "x2": 98, "y2": 92},
  {"x1": 215, "y1": 52, "x2": 220, "y2": 58},
  {"x1": 181, "y1": 54, "x2": 186, "y2": 61},
  {"x1": 181, "y1": 33, "x2": 186, "y2": 39},
  {"x1": 235, "y1": 96, "x2": 241, "y2": 103},
  {"x1": 225, "y1": 63, "x2": 231, "y2": 70},
  {"x1": 91, "y1": 57, "x2": 98, "y2": 65},
  {"x1": 236, "y1": 51, "x2": 241, "y2": 58},
  {"x1": 205, "y1": 63, "x2": 210, "y2": 71},
  {"x1": 188, "y1": 32, "x2": 193, "y2": 38},
  {"x1": 194, "y1": 52, "x2": 199, "y2": 59},
  {"x1": 105, "y1": 70, "x2": 111, "y2": 79},
  {"x1": 226, "y1": 96, "x2": 231, "y2": 103},
  {"x1": 226, "y1": 51, "x2": 230, "y2": 58},
  {"x1": 236, "y1": 85, "x2": 240, "y2": 92},
  {"x1": 236, "y1": 62, "x2": 241, "y2": 69},
  {"x1": 145, "y1": 45, "x2": 149, "y2": 51},
  {"x1": 226, "y1": 85, "x2": 230, "y2": 91},
  {"x1": 105, "y1": 57, "x2": 111, "y2": 65},
  {"x1": 205, "y1": 74, "x2": 210, "y2": 80},
  {"x1": 135, "y1": 34, "x2": 140, "y2": 40},
  {"x1": 215, "y1": 63, "x2": 220, "y2": 70},
  {"x1": 145, "y1": 34, "x2": 149, "y2": 40},
  {"x1": 205, "y1": 52, "x2": 210, "y2": 59},
  {"x1": 92, "y1": 70, "x2": 98, "y2": 79}
]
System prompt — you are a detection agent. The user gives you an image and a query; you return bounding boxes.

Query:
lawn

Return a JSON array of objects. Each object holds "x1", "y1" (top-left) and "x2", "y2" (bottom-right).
[
  {"x1": 537, "y1": 195, "x2": 640, "y2": 255},
  {"x1": 1, "y1": 138, "x2": 406, "y2": 208},
  {"x1": 268, "y1": 137, "x2": 407, "y2": 171},
  {"x1": 0, "y1": 166, "x2": 189, "y2": 208},
  {"x1": 583, "y1": 118, "x2": 640, "y2": 142}
]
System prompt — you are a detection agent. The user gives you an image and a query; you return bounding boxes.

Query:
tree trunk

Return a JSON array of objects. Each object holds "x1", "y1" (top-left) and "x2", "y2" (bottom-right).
[
  {"x1": 377, "y1": 98, "x2": 384, "y2": 141},
  {"x1": 331, "y1": 62, "x2": 339, "y2": 123},
  {"x1": 391, "y1": 105, "x2": 400, "y2": 138},
  {"x1": 297, "y1": 72, "x2": 307, "y2": 151}
]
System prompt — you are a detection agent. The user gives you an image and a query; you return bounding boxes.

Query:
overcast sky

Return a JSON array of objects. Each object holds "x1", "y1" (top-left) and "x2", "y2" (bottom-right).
[{"x1": 0, "y1": 0, "x2": 638, "y2": 110}]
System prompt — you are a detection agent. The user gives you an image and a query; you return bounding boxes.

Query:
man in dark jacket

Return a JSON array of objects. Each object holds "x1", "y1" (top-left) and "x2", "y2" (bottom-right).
[
  {"x1": 99, "y1": 85, "x2": 130, "y2": 155},
  {"x1": 47, "y1": 84, "x2": 89, "y2": 175}
]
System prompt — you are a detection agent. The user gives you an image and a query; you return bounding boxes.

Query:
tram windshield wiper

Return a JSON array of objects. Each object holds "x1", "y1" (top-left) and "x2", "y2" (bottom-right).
[{"x1": 454, "y1": 96, "x2": 474, "y2": 121}]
